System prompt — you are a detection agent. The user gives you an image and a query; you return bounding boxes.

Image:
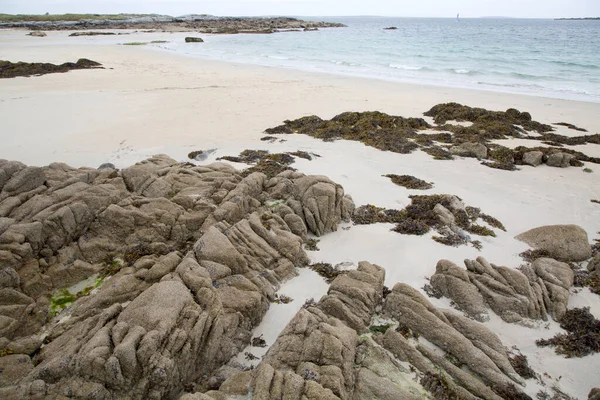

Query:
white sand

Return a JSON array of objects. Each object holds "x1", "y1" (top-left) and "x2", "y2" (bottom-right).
[{"x1": 2, "y1": 29, "x2": 600, "y2": 398}]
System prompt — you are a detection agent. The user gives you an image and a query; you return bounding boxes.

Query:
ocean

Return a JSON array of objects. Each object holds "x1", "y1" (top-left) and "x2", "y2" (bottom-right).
[{"x1": 158, "y1": 17, "x2": 600, "y2": 102}]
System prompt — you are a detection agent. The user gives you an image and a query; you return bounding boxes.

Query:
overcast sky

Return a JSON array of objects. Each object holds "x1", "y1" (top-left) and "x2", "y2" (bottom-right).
[{"x1": 3, "y1": 0, "x2": 600, "y2": 18}]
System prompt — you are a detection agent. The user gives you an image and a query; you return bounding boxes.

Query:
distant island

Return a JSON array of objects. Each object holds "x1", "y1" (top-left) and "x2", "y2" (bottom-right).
[
  {"x1": 555, "y1": 17, "x2": 600, "y2": 20},
  {"x1": 0, "y1": 13, "x2": 346, "y2": 33}
]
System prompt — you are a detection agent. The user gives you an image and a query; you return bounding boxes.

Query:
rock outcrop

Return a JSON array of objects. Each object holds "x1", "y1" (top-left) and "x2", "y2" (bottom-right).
[
  {"x1": 430, "y1": 256, "x2": 574, "y2": 323},
  {"x1": 189, "y1": 260, "x2": 531, "y2": 400},
  {"x1": 516, "y1": 224, "x2": 592, "y2": 262},
  {"x1": 0, "y1": 155, "x2": 354, "y2": 399},
  {"x1": 383, "y1": 283, "x2": 528, "y2": 399}
]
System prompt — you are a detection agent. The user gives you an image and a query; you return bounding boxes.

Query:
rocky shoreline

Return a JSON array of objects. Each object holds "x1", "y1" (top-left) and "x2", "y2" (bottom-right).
[
  {"x1": 0, "y1": 152, "x2": 598, "y2": 399},
  {"x1": 0, "y1": 15, "x2": 345, "y2": 34}
]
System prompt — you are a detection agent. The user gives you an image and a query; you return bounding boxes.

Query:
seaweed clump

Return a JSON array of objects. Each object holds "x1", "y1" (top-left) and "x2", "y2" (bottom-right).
[
  {"x1": 536, "y1": 307, "x2": 600, "y2": 357},
  {"x1": 424, "y1": 102, "x2": 552, "y2": 140},
  {"x1": 217, "y1": 149, "x2": 320, "y2": 178},
  {"x1": 352, "y1": 194, "x2": 504, "y2": 248},
  {"x1": 0, "y1": 58, "x2": 103, "y2": 78},
  {"x1": 265, "y1": 111, "x2": 431, "y2": 153},
  {"x1": 509, "y1": 351, "x2": 537, "y2": 379},
  {"x1": 420, "y1": 372, "x2": 460, "y2": 400},
  {"x1": 384, "y1": 174, "x2": 433, "y2": 190},
  {"x1": 308, "y1": 262, "x2": 348, "y2": 283},
  {"x1": 554, "y1": 122, "x2": 587, "y2": 132}
]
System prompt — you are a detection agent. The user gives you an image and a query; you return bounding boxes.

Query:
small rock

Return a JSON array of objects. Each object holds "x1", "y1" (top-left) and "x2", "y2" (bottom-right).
[
  {"x1": 185, "y1": 37, "x2": 204, "y2": 43},
  {"x1": 383, "y1": 27, "x2": 398, "y2": 30},
  {"x1": 98, "y1": 163, "x2": 116, "y2": 170},
  {"x1": 546, "y1": 152, "x2": 573, "y2": 168},
  {"x1": 522, "y1": 151, "x2": 543, "y2": 167},
  {"x1": 27, "y1": 31, "x2": 47, "y2": 37},
  {"x1": 449, "y1": 142, "x2": 488, "y2": 159}
]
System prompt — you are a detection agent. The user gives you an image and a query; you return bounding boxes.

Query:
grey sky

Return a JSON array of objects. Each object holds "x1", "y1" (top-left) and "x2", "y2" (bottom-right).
[{"x1": 3, "y1": 0, "x2": 600, "y2": 18}]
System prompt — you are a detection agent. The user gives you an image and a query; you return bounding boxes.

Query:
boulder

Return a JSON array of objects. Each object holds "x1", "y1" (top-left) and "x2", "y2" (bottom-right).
[
  {"x1": 522, "y1": 151, "x2": 544, "y2": 167},
  {"x1": 546, "y1": 152, "x2": 574, "y2": 168},
  {"x1": 450, "y1": 142, "x2": 488, "y2": 159},
  {"x1": 185, "y1": 37, "x2": 204, "y2": 43},
  {"x1": 516, "y1": 224, "x2": 592, "y2": 261},
  {"x1": 27, "y1": 31, "x2": 47, "y2": 37}
]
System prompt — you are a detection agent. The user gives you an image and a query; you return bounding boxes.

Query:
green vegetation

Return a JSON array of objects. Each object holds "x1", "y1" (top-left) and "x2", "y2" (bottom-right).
[
  {"x1": 49, "y1": 277, "x2": 104, "y2": 316},
  {"x1": 122, "y1": 42, "x2": 148, "y2": 46},
  {"x1": 369, "y1": 324, "x2": 393, "y2": 334},
  {"x1": 150, "y1": 40, "x2": 169, "y2": 44}
]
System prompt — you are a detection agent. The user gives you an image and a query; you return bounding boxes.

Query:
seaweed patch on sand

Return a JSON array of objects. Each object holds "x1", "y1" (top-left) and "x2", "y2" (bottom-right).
[
  {"x1": 265, "y1": 103, "x2": 600, "y2": 171},
  {"x1": 217, "y1": 149, "x2": 316, "y2": 178},
  {"x1": 384, "y1": 174, "x2": 433, "y2": 190},
  {"x1": 0, "y1": 58, "x2": 103, "y2": 78},
  {"x1": 352, "y1": 194, "x2": 504, "y2": 248}
]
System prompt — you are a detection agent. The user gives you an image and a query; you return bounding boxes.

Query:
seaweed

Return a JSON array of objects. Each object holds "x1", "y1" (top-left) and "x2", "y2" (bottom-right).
[
  {"x1": 304, "y1": 238, "x2": 320, "y2": 251},
  {"x1": 433, "y1": 233, "x2": 468, "y2": 247},
  {"x1": 424, "y1": 102, "x2": 552, "y2": 135},
  {"x1": 466, "y1": 224, "x2": 496, "y2": 237},
  {"x1": 519, "y1": 249, "x2": 552, "y2": 263},
  {"x1": 422, "y1": 146, "x2": 454, "y2": 160},
  {"x1": 420, "y1": 372, "x2": 460, "y2": 400},
  {"x1": 0, "y1": 58, "x2": 103, "y2": 79},
  {"x1": 536, "y1": 307, "x2": 600, "y2": 357},
  {"x1": 392, "y1": 219, "x2": 430, "y2": 235},
  {"x1": 554, "y1": 122, "x2": 587, "y2": 132},
  {"x1": 272, "y1": 294, "x2": 293, "y2": 304},
  {"x1": 423, "y1": 282, "x2": 443, "y2": 299},
  {"x1": 251, "y1": 335, "x2": 267, "y2": 347},
  {"x1": 263, "y1": 104, "x2": 599, "y2": 170},
  {"x1": 481, "y1": 161, "x2": 518, "y2": 171},
  {"x1": 308, "y1": 262, "x2": 347, "y2": 283},
  {"x1": 480, "y1": 213, "x2": 506, "y2": 231},
  {"x1": 509, "y1": 351, "x2": 536, "y2": 379},
  {"x1": 396, "y1": 325, "x2": 419, "y2": 339},
  {"x1": 384, "y1": 174, "x2": 433, "y2": 190},
  {"x1": 573, "y1": 270, "x2": 600, "y2": 295},
  {"x1": 369, "y1": 324, "x2": 393, "y2": 334}
]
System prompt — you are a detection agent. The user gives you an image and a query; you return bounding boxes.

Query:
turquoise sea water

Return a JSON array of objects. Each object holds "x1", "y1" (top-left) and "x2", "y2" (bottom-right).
[{"x1": 163, "y1": 17, "x2": 600, "y2": 102}]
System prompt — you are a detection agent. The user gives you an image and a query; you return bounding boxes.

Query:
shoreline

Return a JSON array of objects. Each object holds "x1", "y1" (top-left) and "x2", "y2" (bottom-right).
[{"x1": 1, "y1": 30, "x2": 599, "y2": 169}]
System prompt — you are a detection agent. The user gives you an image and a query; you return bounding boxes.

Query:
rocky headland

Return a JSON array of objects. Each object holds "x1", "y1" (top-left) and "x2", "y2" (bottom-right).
[
  {"x1": 0, "y1": 14, "x2": 345, "y2": 34},
  {"x1": 0, "y1": 150, "x2": 598, "y2": 399}
]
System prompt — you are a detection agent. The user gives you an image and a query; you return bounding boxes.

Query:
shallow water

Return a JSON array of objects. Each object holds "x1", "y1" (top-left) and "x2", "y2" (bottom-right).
[{"x1": 160, "y1": 17, "x2": 600, "y2": 102}]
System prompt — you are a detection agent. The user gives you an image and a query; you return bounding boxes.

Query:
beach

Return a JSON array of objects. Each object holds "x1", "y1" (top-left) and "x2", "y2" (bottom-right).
[
  {"x1": 2, "y1": 30, "x2": 600, "y2": 168},
  {"x1": 1, "y1": 28, "x2": 600, "y2": 399}
]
